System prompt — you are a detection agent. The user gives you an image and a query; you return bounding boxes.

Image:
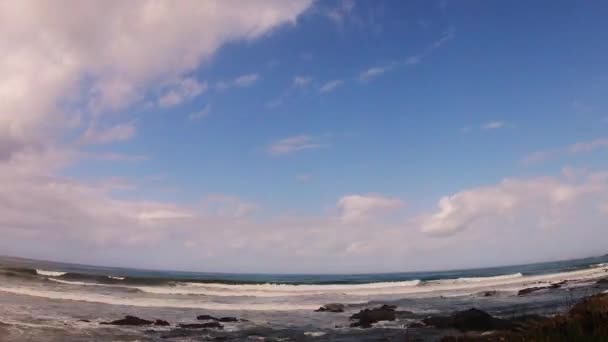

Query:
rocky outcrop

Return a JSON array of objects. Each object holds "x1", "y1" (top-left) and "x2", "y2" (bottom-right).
[
  {"x1": 178, "y1": 322, "x2": 223, "y2": 329},
  {"x1": 350, "y1": 305, "x2": 397, "y2": 328},
  {"x1": 101, "y1": 315, "x2": 154, "y2": 326},
  {"x1": 440, "y1": 294, "x2": 608, "y2": 340},
  {"x1": 154, "y1": 319, "x2": 170, "y2": 326},
  {"x1": 196, "y1": 314, "x2": 219, "y2": 321},
  {"x1": 517, "y1": 281, "x2": 566, "y2": 296},
  {"x1": 218, "y1": 317, "x2": 238, "y2": 322},
  {"x1": 315, "y1": 303, "x2": 345, "y2": 313},
  {"x1": 423, "y1": 308, "x2": 512, "y2": 332}
]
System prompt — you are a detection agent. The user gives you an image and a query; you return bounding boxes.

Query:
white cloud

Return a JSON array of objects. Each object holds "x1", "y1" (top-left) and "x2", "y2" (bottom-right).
[
  {"x1": 338, "y1": 194, "x2": 404, "y2": 223},
  {"x1": 293, "y1": 75, "x2": 313, "y2": 87},
  {"x1": 319, "y1": 80, "x2": 343, "y2": 93},
  {"x1": 419, "y1": 172, "x2": 608, "y2": 236},
  {"x1": 0, "y1": 0, "x2": 312, "y2": 158},
  {"x1": 158, "y1": 77, "x2": 207, "y2": 108},
  {"x1": 267, "y1": 134, "x2": 328, "y2": 156},
  {"x1": 80, "y1": 123, "x2": 136, "y2": 144},
  {"x1": 2, "y1": 148, "x2": 608, "y2": 273},
  {"x1": 189, "y1": 104, "x2": 212, "y2": 121},
  {"x1": 481, "y1": 121, "x2": 506, "y2": 130}
]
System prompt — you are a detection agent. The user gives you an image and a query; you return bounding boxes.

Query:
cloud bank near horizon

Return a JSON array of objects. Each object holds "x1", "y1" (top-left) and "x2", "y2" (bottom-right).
[{"x1": 1, "y1": 1, "x2": 607, "y2": 274}]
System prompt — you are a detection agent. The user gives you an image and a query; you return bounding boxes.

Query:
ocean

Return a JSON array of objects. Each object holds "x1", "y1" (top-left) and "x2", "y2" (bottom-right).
[{"x1": 1, "y1": 255, "x2": 608, "y2": 341}]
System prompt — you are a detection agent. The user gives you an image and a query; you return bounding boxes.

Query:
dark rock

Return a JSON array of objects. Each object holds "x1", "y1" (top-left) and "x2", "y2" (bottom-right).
[
  {"x1": 408, "y1": 321, "x2": 425, "y2": 328},
  {"x1": 197, "y1": 314, "x2": 219, "y2": 321},
  {"x1": 481, "y1": 291, "x2": 497, "y2": 297},
  {"x1": 395, "y1": 310, "x2": 416, "y2": 318},
  {"x1": 518, "y1": 286, "x2": 547, "y2": 296},
  {"x1": 218, "y1": 317, "x2": 238, "y2": 322},
  {"x1": 78, "y1": 319, "x2": 91, "y2": 323},
  {"x1": 178, "y1": 322, "x2": 223, "y2": 329},
  {"x1": 350, "y1": 305, "x2": 396, "y2": 328},
  {"x1": 101, "y1": 315, "x2": 153, "y2": 326},
  {"x1": 315, "y1": 303, "x2": 345, "y2": 313},
  {"x1": 518, "y1": 281, "x2": 565, "y2": 295},
  {"x1": 423, "y1": 308, "x2": 512, "y2": 332},
  {"x1": 596, "y1": 278, "x2": 608, "y2": 285},
  {"x1": 154, "y1": 319, "x2": 170, "y2": 326}
]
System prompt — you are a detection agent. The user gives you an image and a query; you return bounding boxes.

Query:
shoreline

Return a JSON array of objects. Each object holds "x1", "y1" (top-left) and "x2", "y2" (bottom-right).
[{"x1": 0, "y1": 277, "x2": 607, "y2": 341}]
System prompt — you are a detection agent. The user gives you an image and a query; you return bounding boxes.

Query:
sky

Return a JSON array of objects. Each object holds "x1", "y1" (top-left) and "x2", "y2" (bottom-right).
[{"x1": 1, "y1": 0, "x2": 608, "y2": 274}]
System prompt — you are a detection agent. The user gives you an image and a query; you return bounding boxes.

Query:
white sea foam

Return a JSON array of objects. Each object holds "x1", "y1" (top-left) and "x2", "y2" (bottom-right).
[
  {"x1": 446, "y1": 273, "x2": 523, "y2": 283},
  {"x1": 0, "y1": 286, "x2": 320, "y2": 311},
  {"x1": 43, "y1": 265, "x2": 608, "y2": 299},
  {"x1": 35, "y1": 269, "x2": 66, "y2": 277},
  {"x1": 108, "y1": 276, "x2": 125, "y2": 280}
]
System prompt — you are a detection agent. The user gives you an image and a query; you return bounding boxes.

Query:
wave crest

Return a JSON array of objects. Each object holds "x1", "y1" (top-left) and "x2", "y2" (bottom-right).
[{"x1": 35, "y1": 269, "x2": 66, "y2": 277}]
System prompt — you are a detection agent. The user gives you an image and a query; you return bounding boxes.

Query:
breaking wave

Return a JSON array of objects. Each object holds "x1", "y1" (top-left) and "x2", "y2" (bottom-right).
[{"x1": 35, "y1": 269, "x2": 66, "y2": 277}]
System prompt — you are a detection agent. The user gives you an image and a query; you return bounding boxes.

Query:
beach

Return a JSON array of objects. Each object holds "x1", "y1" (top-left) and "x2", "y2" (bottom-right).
[{"x1": 1, "y1": 255, "x2": 608, "y2": 341}]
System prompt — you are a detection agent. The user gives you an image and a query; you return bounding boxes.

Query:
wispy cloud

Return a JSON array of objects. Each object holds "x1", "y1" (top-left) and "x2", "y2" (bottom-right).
[
  {"x1": 338, "y1": 194, "x2": 404, "y2": 224},
  {"x1": 80, "y1": 123, "x2": 136, "y2": 145},
  {"x1": 158, "y1": 77, "x2": 207, "y2": 108},
  {"x1": 359, "y1": 65, "x2": 396, "y2": 82},
  {"x1": 296, "y1": 173, "x2": 313, "y2": 183},
  {"x1": 567, "y1": 138, "x2": 608, "y2": 153},
  {"x1": 357, "y1": 28, "x2": 454, "y2": 83},
  {"x1": 189, "y1": 104, "x2": 212, "y2": 121},
  {"x1": 319, "y1": 80, "x2": 344, "y2": 93},
  {"x1": 481, "y1": 121, "x2": 506, "y2": 130},
  {"x1": 215, "y1": 73, "x2": 260, "y2": 91},
  {"x1": 293, "y1": 75, "x2": 313, "y2": 87},
  {"x1": 324, "y1": 0, "x2": 355, "y2": 26},
  {"x1": 234, "y1": 73, "x2": 260, "y2": 87},
  {"x1": 522, "y1": 137, "x2": 608, "y2": 165},
  {"x1": 267, "y1": 134, "x2": 328, "y2": 157}
]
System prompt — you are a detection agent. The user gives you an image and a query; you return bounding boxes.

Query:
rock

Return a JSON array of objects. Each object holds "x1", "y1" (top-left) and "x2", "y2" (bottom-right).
[
  {"x1": 218, "y1": 317, "x2": 238, "y2": 322},
  {"x1": 407, "y1": 321, "x2": 425, "y2": 328},
  {"x1": 596, "y1": 278, "x2": 608, "y2": 285},
  {"x1": 423, "y1": 308, "x2": 512, "y2": 332},
  {"x1": 178, "y1": 322, "x2": 223, "y2": 329},
  {"x1": 315, "y1": 303, "x2": 345, "y2": 313},
  {"x1": 154, "y1": 319, "x2": 170, "y2": 326},
  {"x1": 101, "y1": 315, "x2": 153, "y2": 326},
  {"x1": 350, "y1": 305, "x2": 396, "y2": 328},
  {"x1": 517, "y1": 286, "x2": 547, "y2": 296},
  {"x1": 196, "y1": 314, "x2": 219, "y2": 321},
  {"x1": 395, "y1": 310, "x2": 416, "y2": 319},
  {"x1": 518, "y1": 281, "x2": 565, "y2": 295},
  {"x1": 481, "y1": 291, "x2": 497, "y2": 297},
  {"x1": 78, "y1": 319, "x2": 91, "y2": 323}
]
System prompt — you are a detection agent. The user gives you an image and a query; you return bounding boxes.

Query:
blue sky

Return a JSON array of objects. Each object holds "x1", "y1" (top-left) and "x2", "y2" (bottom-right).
[
  {"x1": 73, "y1": 0, "x2": 608, "y2": 212},
  {"x1": 1, "y1": 0, "x2": 608, "y2": 273}
]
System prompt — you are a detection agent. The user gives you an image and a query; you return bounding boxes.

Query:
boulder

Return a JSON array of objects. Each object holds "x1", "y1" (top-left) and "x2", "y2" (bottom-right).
[
  {"x1": 196, "y1": 314, "x2": 219, "y2": 321},
  {"x1": 178, "y1": 322, "x2": 223, "y2": 329},
  {"x1": 315, "y1": 303, "x2": 345, "y2": 313},
  {"x1": 596, "y1": 278, "x2": 608, "y2": 285},
  {"x1": 423, "y1": 308, "x2": 512, "y2": 332},
  {"x1": 154, "y1": 319, "x2": 170, "y2": 326},
  {"x1": 218, "y1": 317, "x2": 238, "y2": 322},
  {"x1": 350, "y1": 305, "x2": 396, "y2": 328},
  {"x1": 101, "y1": 315, "x2": 153, "y2": 326},
  {"x1": 518, "y1": 281, "x2": 566, "y2": 295}
]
